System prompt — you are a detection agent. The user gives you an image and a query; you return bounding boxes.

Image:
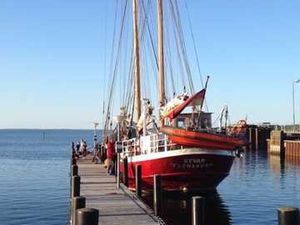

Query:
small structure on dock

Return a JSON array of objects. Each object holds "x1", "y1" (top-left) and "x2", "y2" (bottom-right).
[
  {"x1": 267, "y1": 130, "x2": 300, "y2": 159},
  {"x1": 245, "y1": 125, "x2": 272, "y2": 151}
]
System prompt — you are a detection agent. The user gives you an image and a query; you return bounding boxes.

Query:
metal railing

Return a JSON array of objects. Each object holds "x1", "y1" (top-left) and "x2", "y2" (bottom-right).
[{"x1": 121, "y1": 133, "x2": 177, "y2": 156}]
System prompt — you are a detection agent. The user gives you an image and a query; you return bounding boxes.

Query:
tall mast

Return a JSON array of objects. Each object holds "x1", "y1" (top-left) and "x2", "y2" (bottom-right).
[
  {"x1": 133, "y1": 0, "x2": 141, "y2": 122},
  {"x1": 157, "y1": 0, "x2": 165, "y2": 124}
]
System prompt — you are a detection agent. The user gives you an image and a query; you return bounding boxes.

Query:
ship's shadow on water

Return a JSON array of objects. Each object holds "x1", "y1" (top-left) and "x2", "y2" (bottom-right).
[{"x1": 142, "y1": 190, "x2": 231, "y2": 225}]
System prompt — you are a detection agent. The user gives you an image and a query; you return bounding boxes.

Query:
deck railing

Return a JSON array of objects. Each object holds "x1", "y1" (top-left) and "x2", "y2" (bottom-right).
[{"x1": 121, "y1": 133, "x2": 177, "y2": 156}]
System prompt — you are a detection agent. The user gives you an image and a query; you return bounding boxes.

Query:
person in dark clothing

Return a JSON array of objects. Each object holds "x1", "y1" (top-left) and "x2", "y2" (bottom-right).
[{"x1": 75, "y1": 142, "x2": 80, "y2": 153}]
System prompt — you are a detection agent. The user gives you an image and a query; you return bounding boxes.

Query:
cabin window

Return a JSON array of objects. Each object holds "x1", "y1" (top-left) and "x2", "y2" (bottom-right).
[{"x1": 177, "y1": 120, "x2": 185, "y2": 129}]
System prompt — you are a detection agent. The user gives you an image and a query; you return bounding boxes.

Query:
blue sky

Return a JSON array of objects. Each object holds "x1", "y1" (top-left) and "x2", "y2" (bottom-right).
[{"x1": 0, "y1": 0, "x2": 299, "y2": 129}]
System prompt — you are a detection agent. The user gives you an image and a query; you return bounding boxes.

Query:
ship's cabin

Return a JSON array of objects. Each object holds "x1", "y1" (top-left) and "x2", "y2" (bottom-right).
[{"x1": 169, "y1": 112, "x2": 212, "y2": 130}]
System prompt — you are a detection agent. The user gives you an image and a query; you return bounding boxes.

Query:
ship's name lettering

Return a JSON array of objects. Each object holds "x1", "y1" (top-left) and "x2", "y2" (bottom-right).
[
  {"x1": 184, "y1": 158, "x2": 206, "y2": 164},
  {"x1": 172, "y1": 158, "x2": 213, "y2": 169}
]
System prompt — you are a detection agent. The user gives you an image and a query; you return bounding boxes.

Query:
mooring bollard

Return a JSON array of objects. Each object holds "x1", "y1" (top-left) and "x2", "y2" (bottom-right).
[
  {"x1": 192, "y1": 196, "x2": 205, "y2": 225},
  {"x1": 71, "y1": 157, "x2": 77, "y2": 166},
  {"x1": 278, "y1": 207, "x2": 299, "y2": 225},
  {"x1": 71, "y1": 143, "x2": 75, "y2": 159},
  {"x1": 72, "y1": 149, "x2": 76, "y2": 159},
  {"x1": 153, "y1": 174, "x2": 162, "y2": 216},
  {"x1": 123, "y1": 157, "x2": 128, "y2": 187},
  {"x1": 71, "y1": 196, "x2": 86, "y2": 225},
  {"x1": 76, "y1": 208, "x2": 99, "y2": 225},
  {"x1": 72, "y1": 175, "x2": 80, "y2": 198},
  {"x1": 135, "y1": 165, "x2": 142, "y2": 198},
  {"x1": 72, "y1": 165, "x2": 78, "y2": 176}
]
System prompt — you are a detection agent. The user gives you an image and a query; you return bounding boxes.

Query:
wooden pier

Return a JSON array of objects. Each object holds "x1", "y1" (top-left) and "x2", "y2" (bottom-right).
[{"x1": 71, "y1": 155, "x2": 159, "y2": 225}]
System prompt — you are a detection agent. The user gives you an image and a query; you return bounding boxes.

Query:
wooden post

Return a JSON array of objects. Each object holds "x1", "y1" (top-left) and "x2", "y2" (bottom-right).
[
  {"x1": 263, "y1": 128, "x2": 271, "y2": 150},
  {"x1": 259, "y1": 129, "x2": 265, "y2": 150},
  {"x1": 123, "y1": 157, "x2": 128, "y2": 187},
  {"x1": 192, "y1": 196, "x2": 205, "y2": 225},
  {"x1": 72, "y1": 158, "x2": 77, "y2": 166},
  {"x1": 153, "y1": 175, "x2": 162, "y2": 216},
  {"x1": 280, "y1": 131, "x2": 285, "y2": 159},
  {"x1": 71, "y1": 142, "x2": 75, "y2": 159},
  {"x1": 116, "y1": 152, "x2": 120, "y2": 190},
  {"x1": 72, "y1": 196, "x2": 86, "y2": 225},
  {"x1": 72, "y1": 175, "x2": 80, "y2": 198},
  {"x1": 72, "y1": 165, "x2": 78, "y2": 177},
  {"x1": 76, "y1": 208, "x2": 99, "y2": 225},
  {"x1": 246, "y1": 127, "x2": 250, "y2": 150},
  {"x1": 248, "y1": 128, "x2": 253, "y2": 150},
  {"x1": 135, "y1": 165, "x2": 142, "y2": 198},
  {"x1": 278, "y1": 207, "x2": 299, "y2": 225},
  {"x1": 255, "y1": 128, "x2": 259, "y2": 151}
]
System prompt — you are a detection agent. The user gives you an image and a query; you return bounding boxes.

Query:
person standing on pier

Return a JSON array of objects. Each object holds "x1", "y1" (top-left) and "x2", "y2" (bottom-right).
[
  {"x1": 75, "y1": 141, "x2": 80, "y2": 153},
  {"x1": 79, "y1": 139, "x2": 88, "y2": 158},
  {"x1": 106, "y1": 137, "x2": 116, "y2": 175},
  {"x1": 92, "y1": 143, "x2": 101, "y2": 164}
]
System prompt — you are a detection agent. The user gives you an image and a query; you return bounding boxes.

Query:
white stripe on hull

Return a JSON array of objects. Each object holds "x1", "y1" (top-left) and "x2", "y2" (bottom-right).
[{"x1": 125, "y1": 148, "x2": 235, "y2": 163}]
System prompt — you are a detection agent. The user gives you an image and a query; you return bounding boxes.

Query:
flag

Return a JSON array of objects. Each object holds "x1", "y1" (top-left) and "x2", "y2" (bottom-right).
[{"x1": 163, "y1": 89, "x2": 206, "y2": 119}]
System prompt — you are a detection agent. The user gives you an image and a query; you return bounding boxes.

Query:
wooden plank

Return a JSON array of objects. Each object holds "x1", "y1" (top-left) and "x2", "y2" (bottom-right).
[{"x1": 77, "y1": 156, "x2": 158, "y2": 225}]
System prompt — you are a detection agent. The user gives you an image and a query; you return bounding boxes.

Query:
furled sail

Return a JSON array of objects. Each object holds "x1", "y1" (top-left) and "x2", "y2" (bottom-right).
[{"x1": 161, "y1": 89, "x2": 206, "y2": 119}]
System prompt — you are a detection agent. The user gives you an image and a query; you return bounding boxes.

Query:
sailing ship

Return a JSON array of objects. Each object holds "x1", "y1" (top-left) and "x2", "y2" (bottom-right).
[{"x1": 102, "y1": 0, "x2": 248, "y2": 191}]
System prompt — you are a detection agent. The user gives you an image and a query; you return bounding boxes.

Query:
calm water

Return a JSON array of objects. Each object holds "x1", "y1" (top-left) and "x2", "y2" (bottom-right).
[
  {"x1": 0, "y1": 129, "x2": 94, "y2": 225},
  {"x1": 0, "y1": 130, "x2": 299, "y2": 225},
  {"x1": 145, "y1": 150, "x2": 300, "y2": 225}
]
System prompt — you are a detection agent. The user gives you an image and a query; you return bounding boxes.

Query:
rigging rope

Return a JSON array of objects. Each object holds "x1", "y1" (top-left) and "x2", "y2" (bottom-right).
[
  {"x1": 174, "y1": 0, "x2": 195, "y2": 94},
  {"x1": 169, "y1": 0, "x2": 195, "y2": 94},
  {"x1": 104, "y1": 0, "x2": 129, "y2": 132},
  {"x1": 183, "y1": 0, "x2": 209, "y2": 112},
  {"x1": 141, "y1": 0, "x2": 158, "y2": 69},
  {"x1": 169, "y1": 8, "x2": 188, "y2": 93}
]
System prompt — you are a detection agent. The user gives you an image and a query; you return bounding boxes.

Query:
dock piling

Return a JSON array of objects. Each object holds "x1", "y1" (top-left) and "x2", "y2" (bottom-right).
[
  {"x1": 248, "y1": 128, "x2": 255, "y2": 150},
  {"x1": 153, "y1": 175, "x2": 162, "y2": 216},
  {"x1": 123, "y1": 157, "x2": 128, "y2": 187},
  {"x1": 255, "y1": 128, "x2": 259, "y2": 151},
  {"x1": 72, "y1": 165, "x2": 78, "y2": 176},
  {"x1": 72, "y1": 158, "x2": 77, "y2": 166},
  {"x1": 135, "y1": 165, "x2": 142, "y2": 198},
  {"x1": 72, "y1": 175, "x2": 80, "y2": 198},
  {"x1": 72, "y1": 196, "x2": 86, "y2": 225},
  {"x1": 192, "y1": 196, "x2": 205, "y2": 225},
  {"x1": 76, "y1": 208, "x2": 99, "y2": 225},
  {"x1": 278, "y1": 207, "x2": 299, "y2": 225}
]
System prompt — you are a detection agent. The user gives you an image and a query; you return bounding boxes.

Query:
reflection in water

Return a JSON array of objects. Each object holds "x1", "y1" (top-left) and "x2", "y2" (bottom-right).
[
  {"x1": 268, "y1": 154, "x2": 285, "y2": 177},
  {"x1": 268, "y1": 154, "x2": 300, "y2": 178},
  {"x1": 285, "y1": 155, "x2": 300, "y2": 167},
  {"x1": 268, "y1": 153, "x2": 300, "y2": 192},
  {"x1": 142, "y1": 190, "x2": 231, "y2": 225}
]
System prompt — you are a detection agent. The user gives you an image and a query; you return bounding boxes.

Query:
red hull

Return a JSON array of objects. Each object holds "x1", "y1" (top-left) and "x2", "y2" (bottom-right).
[
  {"x1": 160, "y1": 126, "x2": 247, "y2": 150},
  {"x1": 120, "y1": 149, "x2": 235, "y2": 191}
]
